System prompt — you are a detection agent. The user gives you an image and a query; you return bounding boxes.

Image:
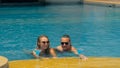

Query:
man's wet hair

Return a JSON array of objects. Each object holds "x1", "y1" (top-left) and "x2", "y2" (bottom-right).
[
  {"x1": 62, "y1": 34, "x2": 71, "y2": 41},
  {"x1": 62, "y1": 34, "x2": 70, "y2": 38}
]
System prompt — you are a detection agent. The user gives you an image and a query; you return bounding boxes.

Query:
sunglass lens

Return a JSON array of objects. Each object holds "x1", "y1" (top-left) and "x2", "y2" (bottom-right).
[
  {"x1": 61, "y1": 42, "x2": 68, "y2": 45},
  {"x1": 61, "y1": 42, "x2": 64, "y2": 45},
  {"x1": 65, "y1": 42, "x2": 68, "y2": 45},
  {"x1": 42, "y1": 41, "x2": 49, "y2": 44}
]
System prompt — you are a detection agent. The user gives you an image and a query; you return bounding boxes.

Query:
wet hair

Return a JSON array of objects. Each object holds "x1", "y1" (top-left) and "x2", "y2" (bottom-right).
[
  {"x1": 62, "y1": 34, "x2": 71, "y2": 42},
  {"x1": 37, "y1": 35, "x2": 50, "y2": 54}
]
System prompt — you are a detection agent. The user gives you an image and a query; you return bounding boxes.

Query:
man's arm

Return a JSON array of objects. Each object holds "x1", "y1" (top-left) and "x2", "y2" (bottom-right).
[{"x1": 71, "y1": 46, "x2": 88, "y2": 60}]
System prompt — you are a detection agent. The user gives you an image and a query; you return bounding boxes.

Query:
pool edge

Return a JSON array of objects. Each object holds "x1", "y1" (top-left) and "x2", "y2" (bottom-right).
[{"x1": 84, "y1": 0, "x2": 120, "y2": 7}]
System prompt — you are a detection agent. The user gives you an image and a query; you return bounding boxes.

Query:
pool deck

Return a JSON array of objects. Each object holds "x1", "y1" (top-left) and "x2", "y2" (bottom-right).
[
  {"x1": 84, "y1": 0, "x2": 120, "y2": 7},
  {"x1": 9, "y1": 57, "x2": 120, "y2": 68}
]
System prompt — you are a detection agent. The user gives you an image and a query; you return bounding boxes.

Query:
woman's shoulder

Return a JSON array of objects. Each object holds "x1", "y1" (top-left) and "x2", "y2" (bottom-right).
[
  {"x1": 49, "y1": 48, "x2": 55, "y2": 51},
  {"x1": 49, "y1": 48, "x2": 57, "y2": 53}
]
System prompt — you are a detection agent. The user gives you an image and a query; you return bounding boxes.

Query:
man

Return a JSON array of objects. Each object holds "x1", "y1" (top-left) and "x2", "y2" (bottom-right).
[{"x1": 56, "y1": 34, "x2": 88, "y2": 60}]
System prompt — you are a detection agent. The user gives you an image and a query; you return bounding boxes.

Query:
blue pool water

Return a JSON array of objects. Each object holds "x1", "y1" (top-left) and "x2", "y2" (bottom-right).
[{"x1": 0, "y1": 5, "x2": 120, "y2": 61}]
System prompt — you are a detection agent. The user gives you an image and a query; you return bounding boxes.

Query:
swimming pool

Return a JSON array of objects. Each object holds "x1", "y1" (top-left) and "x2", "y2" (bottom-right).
[{"x1": 0, "y1": 5, "x2": 120, "y2": 61}]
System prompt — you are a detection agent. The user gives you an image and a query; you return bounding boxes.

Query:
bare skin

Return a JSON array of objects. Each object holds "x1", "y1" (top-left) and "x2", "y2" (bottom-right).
[
  {"x1": 32, "y1": 36, "x2": 57, "y2": 58},
  {"x1": 57, "y1": 37, "x2": 88, "y2": 60}
]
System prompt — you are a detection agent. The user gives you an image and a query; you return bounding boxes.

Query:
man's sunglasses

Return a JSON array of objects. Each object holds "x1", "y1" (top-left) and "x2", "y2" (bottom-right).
[
  {"x1": 61, "y1": 42, "x2": 69, "y2": 45},
  {"x1": 41, "y1": 41, "x2": 49, "y2": 44}
]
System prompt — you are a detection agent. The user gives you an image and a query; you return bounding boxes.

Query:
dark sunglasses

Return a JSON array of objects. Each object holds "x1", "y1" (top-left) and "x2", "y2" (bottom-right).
[
  {"x1": 41, "y1": 41, "x2": 49, "y2": 44},
  {"x1": 61, "y1": 42, "x2": 69, "y2": 45}
]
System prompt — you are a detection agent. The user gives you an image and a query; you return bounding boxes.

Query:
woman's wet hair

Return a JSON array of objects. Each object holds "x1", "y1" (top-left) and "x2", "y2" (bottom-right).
[{"x1": 37, "y1": 35, "x2": 49, "y2": 48}]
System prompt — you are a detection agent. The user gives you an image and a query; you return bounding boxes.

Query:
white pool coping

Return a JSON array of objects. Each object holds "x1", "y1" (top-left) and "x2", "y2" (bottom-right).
[{"x1": 84, "y1": 0, "x2": 120, "y2": 7}]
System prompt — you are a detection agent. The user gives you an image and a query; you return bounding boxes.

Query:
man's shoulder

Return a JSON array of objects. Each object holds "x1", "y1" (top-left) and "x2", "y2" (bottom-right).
[
  {"x1": 56, "y1": 45, "x2": 62, "y2": 48},
  {"x1": 71, "y1": 46, "x2": 77, "y2": 51},
  {"x1": 56, "y1": 45, "x2": 63, "y2": 51}
]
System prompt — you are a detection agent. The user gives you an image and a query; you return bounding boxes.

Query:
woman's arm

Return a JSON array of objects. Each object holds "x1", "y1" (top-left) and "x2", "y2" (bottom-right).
[
  {"x1": 50, "y1": 48, "x2": 57, "y2": 58},
  {"x1": 32, "y1": 49, "x2": 41, "y2": 59}
]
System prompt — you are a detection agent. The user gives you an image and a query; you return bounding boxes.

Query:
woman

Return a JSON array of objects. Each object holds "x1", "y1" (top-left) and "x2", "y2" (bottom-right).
[{"x1": 32, "y1": 35, "x2": 57, "y2": 58}]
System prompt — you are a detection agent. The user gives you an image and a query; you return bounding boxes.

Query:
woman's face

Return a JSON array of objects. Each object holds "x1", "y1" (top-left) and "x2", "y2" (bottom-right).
[{"x1": 39, "y1": 37, "x2": 49, "y2": 50}]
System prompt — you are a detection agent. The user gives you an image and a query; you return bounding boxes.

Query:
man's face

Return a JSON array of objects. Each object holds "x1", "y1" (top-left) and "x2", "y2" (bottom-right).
[{"x1": 61, "y1": 37, "x2": 71, "y2": 50}]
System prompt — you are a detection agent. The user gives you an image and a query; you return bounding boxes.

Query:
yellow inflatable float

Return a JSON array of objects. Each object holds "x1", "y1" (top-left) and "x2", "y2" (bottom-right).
[{"x1": 9, "y1": 57, "x2": 120, "y2": 68}]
